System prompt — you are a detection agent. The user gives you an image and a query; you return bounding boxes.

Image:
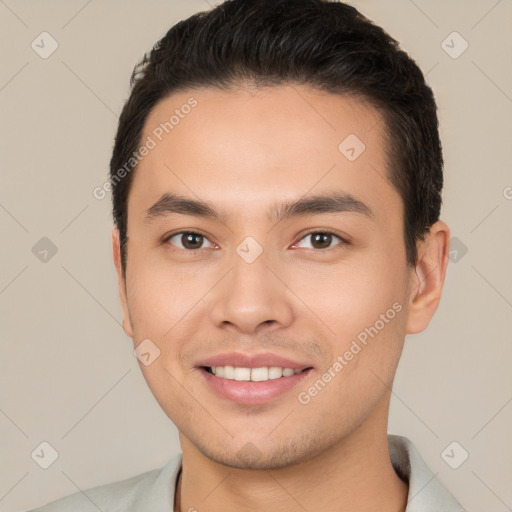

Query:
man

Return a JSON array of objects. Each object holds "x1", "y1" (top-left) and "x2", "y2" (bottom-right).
[{"x1": 30, "y1": 0, "x2": 467, "y2": 510}]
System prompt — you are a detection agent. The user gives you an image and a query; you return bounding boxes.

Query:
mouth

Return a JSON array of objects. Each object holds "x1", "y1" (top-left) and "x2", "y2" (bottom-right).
[
  {"x1": 197, "y1": 364, "x2": 314, "y2": 405},
  {"x1": 201, "y1": 365, "x2": 312, "y2": 381}
]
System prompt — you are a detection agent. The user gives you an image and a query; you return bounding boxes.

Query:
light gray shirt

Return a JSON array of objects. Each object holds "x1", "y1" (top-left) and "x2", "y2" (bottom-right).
[{"x1": 28, "y1": 434, "x2": 467, "y2": 511}]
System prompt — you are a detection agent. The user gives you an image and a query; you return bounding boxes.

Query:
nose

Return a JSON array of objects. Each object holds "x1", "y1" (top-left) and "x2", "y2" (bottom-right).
[{"x1": 208, "y1": 249, "x2": 294, "y2": 335}]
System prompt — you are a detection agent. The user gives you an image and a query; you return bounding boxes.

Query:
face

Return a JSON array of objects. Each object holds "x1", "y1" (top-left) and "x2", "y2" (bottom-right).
[{"x1": 113, "y1": 85, "x2": 425, "y2": 469}]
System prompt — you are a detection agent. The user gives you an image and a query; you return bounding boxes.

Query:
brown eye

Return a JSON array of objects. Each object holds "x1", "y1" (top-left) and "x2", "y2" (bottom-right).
[
  {"x1": 166, "y1": 231, "x2": 213, "y2": 250},
  {"x1": 294, "y1": 231, "x2": 345, "y2": 250}
]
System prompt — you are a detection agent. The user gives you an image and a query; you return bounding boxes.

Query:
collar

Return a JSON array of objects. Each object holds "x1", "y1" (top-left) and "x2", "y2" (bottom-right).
[{"x1": 388, "y1": 434, "x2": 466, "y2": 511}]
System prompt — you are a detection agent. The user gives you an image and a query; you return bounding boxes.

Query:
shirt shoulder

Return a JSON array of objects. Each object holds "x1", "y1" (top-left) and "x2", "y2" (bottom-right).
[
  {"x1": 388, "y1": 434, "x2": 468, "y2": 512},
  {"x1": 26, "y1": 453, "x2": 182, "y2": 512}
]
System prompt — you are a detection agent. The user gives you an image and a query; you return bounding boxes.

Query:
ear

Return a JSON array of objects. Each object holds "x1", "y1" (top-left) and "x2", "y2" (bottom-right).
[
  {"x1": 112, "y1": 227, "x2": 134, "y2": 338},
  {"x1": 406, "y1": 220, "x2": 450, "y2": 334}
]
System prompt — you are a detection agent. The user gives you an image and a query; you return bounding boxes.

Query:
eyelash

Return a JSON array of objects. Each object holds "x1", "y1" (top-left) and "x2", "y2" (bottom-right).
[{"x1": 163, "y1": 229, "x2": 348, "y2": 252}]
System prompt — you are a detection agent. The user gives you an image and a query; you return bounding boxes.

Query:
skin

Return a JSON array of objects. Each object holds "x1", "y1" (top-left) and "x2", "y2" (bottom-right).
[{"x1": 112, "y1": 84, "x2": 450, "y2": 512}]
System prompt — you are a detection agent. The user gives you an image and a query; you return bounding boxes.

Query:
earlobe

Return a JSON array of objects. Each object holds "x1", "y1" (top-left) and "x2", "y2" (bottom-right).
[
  {"x1": 406, "y1": 221, "x2": 450, "y2": 334},
  {"x1": 112, "y1": 227, "x2": 134, "y2": 338},
  {"x1": 122, "y1": 320, "x2": 133, "y2": 338}
]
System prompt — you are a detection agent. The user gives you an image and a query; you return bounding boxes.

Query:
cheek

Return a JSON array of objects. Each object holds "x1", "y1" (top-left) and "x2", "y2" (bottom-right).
[
  {"x1": 125, "y1": 253, "x2": 205, "y2": 335},
  {"x1": 297, "y1": 256, "x2": 406, "y2": 335},
  {"x1": 294, "y1": 254, "x2": 408, "y2": 389}
]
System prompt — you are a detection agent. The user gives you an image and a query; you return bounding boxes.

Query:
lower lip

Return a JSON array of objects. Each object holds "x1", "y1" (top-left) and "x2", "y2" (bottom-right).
[{"x1": 198, "y1": 367, "x2": 313, "y2": 405}]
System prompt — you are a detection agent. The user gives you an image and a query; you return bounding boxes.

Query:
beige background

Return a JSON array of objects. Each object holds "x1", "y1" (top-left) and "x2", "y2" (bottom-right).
[{"x1": 1, "y1": 1, "x2": 511, "y2": 511}]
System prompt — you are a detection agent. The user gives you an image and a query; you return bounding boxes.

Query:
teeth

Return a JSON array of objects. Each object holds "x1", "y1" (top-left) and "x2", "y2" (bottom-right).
[
  {"x1": 223, "y1": 365, "x2": 234, "y2": 379},
  {"x1": 251, "y1": 367, "x2": 268, "y2": 381},
  {"x1": 234, "y1": 367, "x2": 251, "y2": 381},
  {"x1": 209, "y1": 365, "x2": 304, "y2": 381}
]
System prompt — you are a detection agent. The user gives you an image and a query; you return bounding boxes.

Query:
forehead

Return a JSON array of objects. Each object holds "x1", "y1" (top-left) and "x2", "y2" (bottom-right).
[{"x1": 130, "y1": 85, "x2": 400, "y2": 226}]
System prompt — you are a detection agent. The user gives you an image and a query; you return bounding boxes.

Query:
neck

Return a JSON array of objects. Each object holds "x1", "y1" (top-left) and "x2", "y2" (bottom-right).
[{"x1": 175, "y1": 398, "x2": 408, "y2": 512}]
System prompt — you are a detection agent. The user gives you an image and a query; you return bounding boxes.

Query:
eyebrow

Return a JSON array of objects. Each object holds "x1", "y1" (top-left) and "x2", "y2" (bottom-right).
[{"x1": 144, "y1": 191, "x2": 374, "y2": 225}]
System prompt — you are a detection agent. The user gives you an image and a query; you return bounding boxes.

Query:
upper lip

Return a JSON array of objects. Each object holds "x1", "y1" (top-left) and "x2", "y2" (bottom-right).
[{"x1": 197, "y1": 352, "x2": 314, "y2": 370}]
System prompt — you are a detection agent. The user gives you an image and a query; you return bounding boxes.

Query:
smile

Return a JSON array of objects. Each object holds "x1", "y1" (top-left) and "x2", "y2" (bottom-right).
[
  {"x1": 204, "y1": 365, "x2": 307, "y2": 381},
  {"x1": 199, "y1": 365, "x2": 313, "y2": 405}
]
